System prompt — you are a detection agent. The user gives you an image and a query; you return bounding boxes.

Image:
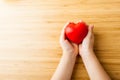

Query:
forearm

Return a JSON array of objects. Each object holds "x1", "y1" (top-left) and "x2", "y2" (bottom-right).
[
  {"x1": 81, "y1": 50, "x2": 111, "y2": 80},
  {"x1": 51, "y1": 54, "x2": 76, "y2": 80}
]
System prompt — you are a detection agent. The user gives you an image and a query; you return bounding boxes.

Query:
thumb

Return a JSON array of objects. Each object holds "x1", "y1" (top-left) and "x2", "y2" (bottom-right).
[
  {"x1": 87, "y1": 25, "x2": 94, "y2": 37},
  {"x1": 72, "y1": 43, "x2": 79, "y2": 54},
  {"x1": 72, "y1": 43, "x2": 78, "y2": 49}
]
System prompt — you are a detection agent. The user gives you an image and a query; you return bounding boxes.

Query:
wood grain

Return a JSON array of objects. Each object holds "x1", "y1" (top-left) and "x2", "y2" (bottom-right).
[{"x1": 0, "y1": 0, "x2": 120, "y2": 80}]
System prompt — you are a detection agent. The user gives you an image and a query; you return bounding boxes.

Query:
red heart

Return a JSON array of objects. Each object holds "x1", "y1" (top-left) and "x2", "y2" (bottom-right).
[{"x1": 65, "y1": 21, "x2": 88, "y2": 44}]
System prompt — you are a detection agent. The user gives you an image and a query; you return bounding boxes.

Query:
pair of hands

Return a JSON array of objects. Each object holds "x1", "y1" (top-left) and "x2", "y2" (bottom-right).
[
  {"x1": 52, "y1": 23, "x2": 111, "y2": 80},
  {"x1": 60, "y1": 22, "x2": 94, "y2": 58}
]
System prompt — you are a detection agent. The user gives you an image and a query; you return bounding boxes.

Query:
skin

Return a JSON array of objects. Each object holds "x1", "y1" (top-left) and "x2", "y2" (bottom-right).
[
  {"x1": 79, "y1": 25, "x2": 111, "y2": 80},
  {"x1": 51, "y1": 22, "x2": 111, "y2": 80}
]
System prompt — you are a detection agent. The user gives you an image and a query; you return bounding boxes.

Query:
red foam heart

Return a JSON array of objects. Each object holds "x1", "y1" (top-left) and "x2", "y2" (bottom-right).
[{"x1": 65, "y1": 21, "x2": 88, "y2": 44}]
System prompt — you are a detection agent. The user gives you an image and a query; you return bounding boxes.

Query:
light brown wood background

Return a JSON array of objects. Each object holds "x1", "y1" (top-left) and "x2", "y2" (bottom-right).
[{"x1": 0, "y1": 0, "x2": 120, "y2": 80}]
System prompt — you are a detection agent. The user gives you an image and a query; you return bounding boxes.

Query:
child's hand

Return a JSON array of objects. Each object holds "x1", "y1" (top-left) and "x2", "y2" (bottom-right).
[
  {"x1": 79, "y1": 25, "x2": 94, "y2": 56},
  {"x1": 60, "y1": 23, "x2": 79, "y2": 57}
]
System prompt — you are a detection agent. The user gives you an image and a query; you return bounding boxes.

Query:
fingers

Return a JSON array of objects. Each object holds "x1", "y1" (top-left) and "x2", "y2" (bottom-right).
[
  {"x1": 87, "y1": 25, "x2": 94, "y2": 38},
  {"x1": 89, "y1": 25, "x2": 94, "y2": 33},
  {"x1": 78, "y1": 44, "x2": 82, "y2": 52},
  {"x1": 60, "y1": 22, "x2": 69, "y2": 43},
  {"x1": 64, "y1": 40, "x2": 72, "y2": 48},
  {"x1": 72, "y1": 43, "x2": 78, "y2": 48},
  {"x1": 71, "y1": 42, "x2": 79, "y2": 54}
]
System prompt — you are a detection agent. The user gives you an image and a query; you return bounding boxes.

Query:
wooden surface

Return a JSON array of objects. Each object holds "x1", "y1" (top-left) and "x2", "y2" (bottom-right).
[{"x1": 0, "y1": 0, "x2": 120, "y2": 80}]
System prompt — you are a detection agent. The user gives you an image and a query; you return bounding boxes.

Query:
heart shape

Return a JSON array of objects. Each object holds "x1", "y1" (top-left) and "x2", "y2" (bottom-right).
[{"x1": 65, "y1": 21, "x2": 88, "y2": 44}]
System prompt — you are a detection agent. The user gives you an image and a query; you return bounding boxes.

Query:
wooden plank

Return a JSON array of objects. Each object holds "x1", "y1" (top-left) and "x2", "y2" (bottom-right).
[{"x1": 0, "y1": 0, "x2": 120, "y2": 79}]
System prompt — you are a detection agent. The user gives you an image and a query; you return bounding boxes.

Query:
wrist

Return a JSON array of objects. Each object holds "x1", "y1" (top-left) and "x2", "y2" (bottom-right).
[
  {"x1": 62, "y1": 52, "x2": 77, "y2": 61},
  {"x1": 81, "y1": 49, "x2": 94, "y2": 58}
]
